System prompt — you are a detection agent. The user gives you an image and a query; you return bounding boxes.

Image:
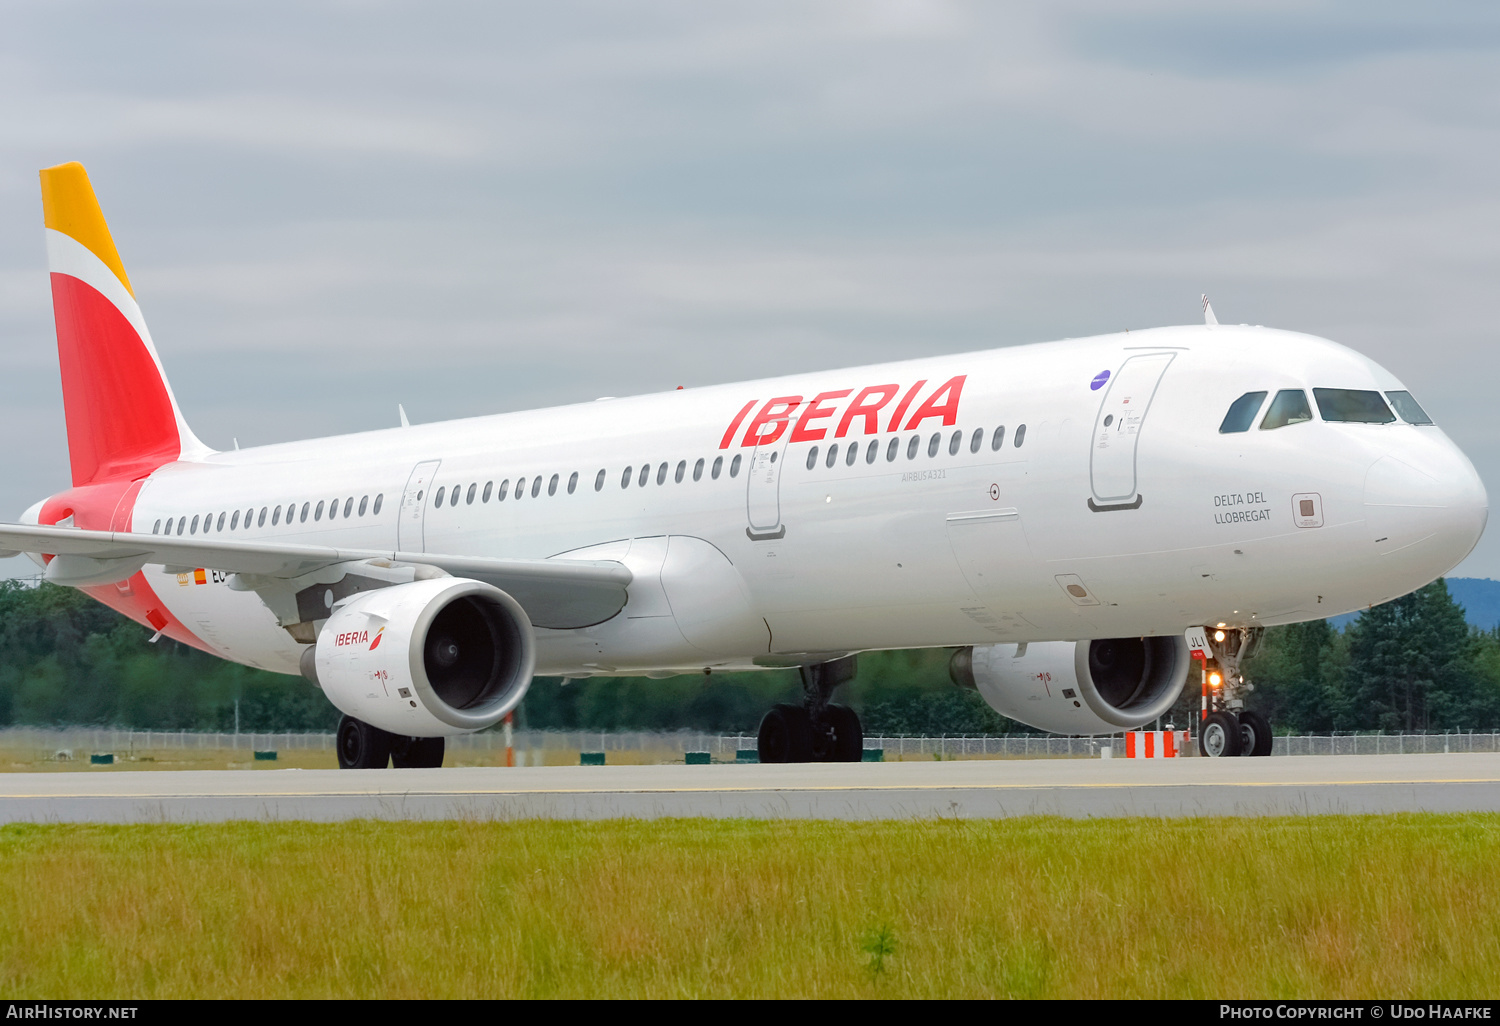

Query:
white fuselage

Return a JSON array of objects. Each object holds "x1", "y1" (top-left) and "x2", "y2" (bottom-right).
[{"x1": 87, "y1": 324, "x2": 1487, "y2": 679}]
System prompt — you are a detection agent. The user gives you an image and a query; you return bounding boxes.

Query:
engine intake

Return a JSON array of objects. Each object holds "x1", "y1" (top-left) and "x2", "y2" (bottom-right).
[
  {"x1": 951, "y1": 636, "x2": 1190, "y2": 735},
  {"x1": 310, "y1": 577, "x2": 535, "y2": 736}
]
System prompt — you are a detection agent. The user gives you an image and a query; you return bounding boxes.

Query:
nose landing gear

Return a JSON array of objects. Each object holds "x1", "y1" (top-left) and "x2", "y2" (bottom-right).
[
  {"x1": 1196, "y1": 627, "x2": 1274, "y2": 757},
  {"x1": 757, "y1": 656, "x2": 864, "y2": 763}
]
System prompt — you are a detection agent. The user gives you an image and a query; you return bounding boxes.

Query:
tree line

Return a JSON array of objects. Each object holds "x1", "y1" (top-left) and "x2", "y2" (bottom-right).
[{"x1": 0, "y1": 578, "x2": 1496, "y2": 734}]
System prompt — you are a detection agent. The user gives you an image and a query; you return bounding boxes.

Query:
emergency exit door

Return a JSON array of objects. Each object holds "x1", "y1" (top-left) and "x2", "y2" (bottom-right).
[{"x1": 398, "y1": 459, "x2": 441, "y2": 551}]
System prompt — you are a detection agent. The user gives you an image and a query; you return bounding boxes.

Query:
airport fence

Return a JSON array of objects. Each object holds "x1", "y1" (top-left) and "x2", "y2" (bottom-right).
[{"x1": 2, "y1": 727, "x2": 1499, "y2": 759}]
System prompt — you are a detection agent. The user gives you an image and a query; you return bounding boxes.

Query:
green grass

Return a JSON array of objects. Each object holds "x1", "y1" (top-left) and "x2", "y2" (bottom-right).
[{"x1": 1, "y1": 815, "x2": 1498, "y2": 998}]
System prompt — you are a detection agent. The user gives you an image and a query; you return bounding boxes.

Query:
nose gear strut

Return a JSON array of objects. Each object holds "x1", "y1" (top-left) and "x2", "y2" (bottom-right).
[{"x1": 1196, "y1": 626, "x2": 1273, "y2": 757}]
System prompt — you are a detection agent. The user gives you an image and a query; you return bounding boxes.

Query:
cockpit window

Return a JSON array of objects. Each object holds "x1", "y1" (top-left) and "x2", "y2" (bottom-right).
[
  {"x1": 1260, "y1": 389, "x2": 1313, "y2": 430},
  {"x1": 1219, "y1": 391, "x2": 1268, "y2": 433},
  {"x1": 1385, "y1": 390, "x2": 1434, "y2": 425},
  {"x1": 1313, "y1": 388, "x2": 1395, "y2": 424}
]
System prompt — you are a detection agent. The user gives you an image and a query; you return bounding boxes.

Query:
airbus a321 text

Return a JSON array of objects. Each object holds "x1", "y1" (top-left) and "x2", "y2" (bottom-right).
[{"x1": 3, "y1": 163, "x2": 1487, "y2": 767}]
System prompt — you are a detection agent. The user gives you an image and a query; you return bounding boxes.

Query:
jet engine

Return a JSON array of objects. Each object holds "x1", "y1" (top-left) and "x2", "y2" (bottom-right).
[
  {"x1": 951, "y1": 636, "x2": 1191, "y2": 734},
  {"x1": 305, "y1": 577, "x2": 536, "y2": 737}
]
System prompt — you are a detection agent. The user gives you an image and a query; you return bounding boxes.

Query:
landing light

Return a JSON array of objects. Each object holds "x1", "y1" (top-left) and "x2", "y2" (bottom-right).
[
  {"x1": 1209, "y1": 672, "x2": 1222, "y2": 688},
  {"x1": 1213, "y1": 630, "x2": 1226, "y2": 643}
]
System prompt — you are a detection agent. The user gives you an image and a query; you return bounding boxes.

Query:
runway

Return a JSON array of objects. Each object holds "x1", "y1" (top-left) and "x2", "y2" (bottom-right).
[{"x1": 1, "y1": 753, "x2": 1498, "y2": 822}]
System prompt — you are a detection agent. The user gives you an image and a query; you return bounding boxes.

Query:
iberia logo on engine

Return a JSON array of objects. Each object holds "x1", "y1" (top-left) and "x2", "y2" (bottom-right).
[{"x1": 334, "y1": 626, "x2": 385, "y2": 649}]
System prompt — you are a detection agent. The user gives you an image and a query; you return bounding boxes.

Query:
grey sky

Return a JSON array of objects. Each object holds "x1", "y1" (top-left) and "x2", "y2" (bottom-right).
[{"x1": 2, "y1": 1, "x2": 1498, "y2": 579}]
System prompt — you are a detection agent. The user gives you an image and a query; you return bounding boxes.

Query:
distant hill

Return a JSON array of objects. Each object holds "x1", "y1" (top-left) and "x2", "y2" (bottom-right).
[{"x1": 1329, "y1": 577, "x2": 1500, "y2": 632}]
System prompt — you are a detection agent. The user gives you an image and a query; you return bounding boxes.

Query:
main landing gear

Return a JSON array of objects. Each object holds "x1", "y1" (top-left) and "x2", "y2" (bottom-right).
[
  {"x1": 1196, "y1": 627, "x2": 1274, "y2": 758},
  {"x1": 756, "y1": 656, "x2": 864, "y2": 763},
  {"x1": 336, "y1": 715, "x2": 446, "y2": 769}
]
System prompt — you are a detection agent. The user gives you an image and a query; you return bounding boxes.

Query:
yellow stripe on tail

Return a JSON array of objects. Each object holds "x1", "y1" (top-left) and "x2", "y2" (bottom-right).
[{"x1": 39, "y1": 162, "x2": 134, "y2": 298}]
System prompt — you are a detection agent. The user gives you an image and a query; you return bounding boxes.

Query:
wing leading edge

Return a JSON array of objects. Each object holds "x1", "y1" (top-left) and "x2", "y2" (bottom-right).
[{"x1": 0, "y1": 522, "x2": 631, "y2": 630}]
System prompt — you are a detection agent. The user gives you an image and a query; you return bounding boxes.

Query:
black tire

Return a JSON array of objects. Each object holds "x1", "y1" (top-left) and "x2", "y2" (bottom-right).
[
  {"x1": 1198, "y1": 711, "x2": 1241, "y2": 758},
  {"x1": 1237, "y1": 710, "x2": 1274, "y2": 757},
  {"x1": 824, "y1": 704, "x2": 864, "y2": 763},
  {"x1": 392, "y1": 736, "x2": 446, "y2": 769},
  {"x1": 336, "y1": 715, "x2": 395, "y2": 769},
  {"x1": 757, "y1": 704, "x2": 814, "y2": 763}
]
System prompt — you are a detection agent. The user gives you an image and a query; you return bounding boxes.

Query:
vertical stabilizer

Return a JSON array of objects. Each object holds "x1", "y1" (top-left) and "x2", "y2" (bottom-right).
[{"x1": 40, "y1": 162, "x2": 209, "y2": 486}]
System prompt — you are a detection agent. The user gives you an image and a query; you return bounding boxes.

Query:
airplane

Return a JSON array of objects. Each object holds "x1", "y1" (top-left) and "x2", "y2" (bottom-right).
[{"x1": 1, "y1": 162, "x2": 1487, "y2": 767}]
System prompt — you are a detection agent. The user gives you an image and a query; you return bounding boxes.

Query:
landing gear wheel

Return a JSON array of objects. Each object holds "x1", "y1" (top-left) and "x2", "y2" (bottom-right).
[
  {"x1": 1199, "y1": 711, "x2": 1241, "y2": 758},
  {"x1": 337, "y1": 715, "x2": 395, "y2": 769},
  {"x1": 392, "y1": 736, "x2": 446, "y2": 769},
  {"x1": 1237, "y1": 710, "x2": 1273, "y2": 757},
  {"x1": 757, "y1": 704, "x2": 814, "y2": 763},
  {"x1": 824, "y1": 704, "x2": 863, "y2": 762}
]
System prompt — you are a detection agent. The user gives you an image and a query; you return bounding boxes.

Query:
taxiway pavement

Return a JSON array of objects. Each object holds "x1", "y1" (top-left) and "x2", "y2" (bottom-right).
[{"x1": 0, "y1": 753, "x2": 1497, "y2": 822}]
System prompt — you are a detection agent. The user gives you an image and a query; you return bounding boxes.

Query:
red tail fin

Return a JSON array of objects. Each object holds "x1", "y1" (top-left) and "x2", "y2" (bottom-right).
[{"x1": 41, "y1": 162, "x2": 207, "y2": 486}]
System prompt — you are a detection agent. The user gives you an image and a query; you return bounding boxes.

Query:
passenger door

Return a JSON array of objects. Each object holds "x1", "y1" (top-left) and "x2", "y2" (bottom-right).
[
  {"x1": 1089, "y1": 353, "x2": 1175, "y2": 510},
  {"x1": 398, "y1": 459, "x2": 441, "y2": 551}
]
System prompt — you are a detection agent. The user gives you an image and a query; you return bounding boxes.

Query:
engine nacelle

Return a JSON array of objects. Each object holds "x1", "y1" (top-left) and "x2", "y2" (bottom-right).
[
  {"x1": 951, "y1": 636, "x2": 1191, "y2": 735},
  {"x1": 308, "y1": 577, "x2": 535, "y2": 737}
]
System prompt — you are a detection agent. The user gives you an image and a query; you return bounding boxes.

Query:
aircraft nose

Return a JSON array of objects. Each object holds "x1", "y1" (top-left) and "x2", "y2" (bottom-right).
[{"x1": 1364, "y1": 437, "x2": 1488, "y2": 575}]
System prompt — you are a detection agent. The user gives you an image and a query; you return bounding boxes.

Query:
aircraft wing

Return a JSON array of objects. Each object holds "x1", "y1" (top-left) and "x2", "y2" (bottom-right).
[{"x1": 0, "y1": 523, "x2": 632, "y2": 630}]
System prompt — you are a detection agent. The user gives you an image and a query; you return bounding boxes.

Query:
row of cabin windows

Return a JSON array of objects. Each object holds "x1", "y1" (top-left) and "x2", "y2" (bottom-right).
[
  {"x1": 1219, "y1": 388, "x2": 1433, "y2": 434},
  {"x1": 434, "y1": 455, "x2": 747, "y2": 510},
  {"x1": 151, "y1": 494, "x2": 384, "y2": 537},
  {"x1": 431, "y1": 426, "x2": 1029, "y2": 509},
  {"x1": 805, "y1": 424, "x2": 1026, "y2": 470}
]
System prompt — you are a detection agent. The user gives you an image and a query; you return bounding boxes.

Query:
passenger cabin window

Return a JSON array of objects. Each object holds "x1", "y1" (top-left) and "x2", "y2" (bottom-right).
[
  {"x1": 674, "y1": 461, "x2": 686, "y2": 484},
  {"x1": 155, "y1": 519, "x2": 164, "y2": 534},
  {"x1": 548, "y1": 474, "x2": 559, "y2": 496},
  {"x1": 482, "y1": 482, "x2": 492, "y2": 502},
  {"x1": 1313, "y1": 388, "x2": 1395, "y2": 424},
  {"x1": 845, "y1": 444, "x2": 857, "y2": 466},
  {"x1": 372, "y1": 494, "x2": 383, "y2": 515},
  {"x1": 927, "y1": 433, "x2": 940, "y2": 457},
  {"x1": 693, "y1": 459, "x2": 705, "y2": 481},
  {"x1": 531, "y1": 477, "x2": 543, "y2": 498},
  {"x1": 467, "y1": 483, "x2": 477, "y2": 504},
  {"x1": 568, "y1": 472, "x2": 579, "y2": 494},
  {"x1": 434, "y1": 486, "x2": 445, "y2": 508},
  {"x1": 1014, "y1": 424, "x2": 1026, "y2": 447},
  {"x1": 638, "y1": 465, "x2": 650, "y2": 487},
  {"x1": 230, "y1": 511, "x2": 239, "y2": 530},
  {"x1": 949, "y1": 430, "x2": 961, "y2": 456},
  {"x1": 217, "y1": 512, "x2": 226, "y2": 531},
  {"x1": 1386, "y1": 391, "x2": 1433, "y2": 425},
  {"x1": 991, "y1": 426, "x2": 1006, "y2": 450},
  {"x1": 358, "y1": 496, "x2": 368, "y2": 516},
  {"x1": 315, "y1": 501, "x2": 325, "y2": 521},
  {"x1": 730, "y1": 454, "x2": 742, "y2": 477},
  {"x1": 1219, "y1": 391, "x2": 1268, "y2": 433},
  {"x1": 712, "y1": 456, "x2": 723, "y2": 479},
  {"x1": 826, "y1": 444, "x2": 838, "y2": 469},
  {"x1": 595, "y1": 469, "x2": 606, "y2": 491},
  {"x1": 451, "y1": 487, "x2": 461, "y2": 507},
  {"x1": 806, "y1": 446, "x2": 819, "y2": 471},
  {"x1": 621, "y1": 466, "x2": 633, "y2": 488},
  {"x1": 1260, "y1": 390, "x2": 1313, "y2": 430},
  {"x1": 970, "y1": 428, "x2": 983, "y2": 453}
]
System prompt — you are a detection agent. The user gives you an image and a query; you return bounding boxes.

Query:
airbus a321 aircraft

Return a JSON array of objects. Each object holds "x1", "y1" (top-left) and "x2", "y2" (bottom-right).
[{"x1": 1, "y1": 163, "x2": 1487, "y2": 767}]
